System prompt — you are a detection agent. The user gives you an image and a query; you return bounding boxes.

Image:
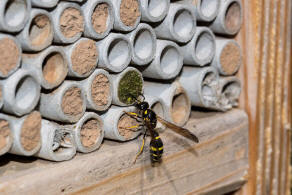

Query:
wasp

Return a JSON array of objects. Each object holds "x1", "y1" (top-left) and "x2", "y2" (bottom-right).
[{"x1": 125, "y1": 94, "x2": 199, "y2": 165}]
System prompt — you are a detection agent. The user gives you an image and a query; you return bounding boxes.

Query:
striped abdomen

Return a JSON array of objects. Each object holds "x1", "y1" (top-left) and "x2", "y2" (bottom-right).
[{"x1": 150, "y1": 132, "x2": 163, "y2": 163}]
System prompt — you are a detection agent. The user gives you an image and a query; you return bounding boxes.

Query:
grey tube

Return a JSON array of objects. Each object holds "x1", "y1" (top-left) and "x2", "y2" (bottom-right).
[
  {"x1": 140, "y1": 0, "x2": 170, "y2": 22},
  {"x1": 79, "y1": 69, "x2": 112, "y2": 111},
  {"x1": 209, "y1": 0, "x2": 243, "y2": 35},
  {"x1": 142, "y1": 40, "x2": 183, "y2": 80},
  {"x1": 0, "y1": 34, "x2": 22, "y2": 78},
  {"x1": 22, "y1": 46, "x2": 68, "y2": 89},
  {"x1": 81, "y1": 0, "x2": 114, "y2": 40},
  {"x1": 0, "y1": 69, "x2": 40, "y2": 116},
  {"x1": 96, "y1": 33, "x2": 132, "y2": 73},
  {"x1": 180, "y1": 27, "x2": 216, "y2": 66},
  {"x1": 63, "y1": 38, "x2": 98, "y2": 78},
  {"x1": 126, "y1": 23, "x2": 156, "y2": 66},
  {"x1": 111, "y1": 67, "x2": 144, "y2": 106},
  {"x1": 16, "y1": 8, "x2": 54, "y2": 52},
  {"x1": 39, "y1": 81, "x2": 86, "y2": 123},
  {"x1": 112, "y1": 0, "x2": 141, "y2": 32},
  {"x1": 50, "y1": 2, "x2": 84, "y2": 44},
  {"x1": 0, "y1": 111, "x2": 41, "y2": 156},
  {"x1": 0, "y1": 114, "x2": 13, "y2": 156},
  {"x1": 211, "y1": 38, "x2": 242, "y2": 75},
  {"x1": 35, "y1": 119, "x2": 76, "y2": 161},
  {"x1": 178, "y1": 66, "x2": 220, "y2": 110},
  {"x1": 217, "y1": 76, "x2": 241, "y2": 111},
  {"x1": 144, "y1": 81, "x2": 191, "y2": 126},
  {"x1": 68, "y1": 112, "x2": 104, "y2": 153},
  {"x1": 31, "y1": 0, "x2": 59, "y2": 8},
  {"x1": 101, "y1": 106, "x2": 142, "y2": 141},
  {"x1": 154, "y1": 3, "x2": 196, "y2": 43},
  {"x1": 0, "y1": 0, "x2": 31, "y2": 32}
]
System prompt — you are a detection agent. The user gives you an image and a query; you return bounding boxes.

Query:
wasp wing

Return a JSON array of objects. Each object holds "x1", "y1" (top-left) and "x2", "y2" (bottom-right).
[{"x1": 156, "y1": 116, "x2": 199, "y2": 143}]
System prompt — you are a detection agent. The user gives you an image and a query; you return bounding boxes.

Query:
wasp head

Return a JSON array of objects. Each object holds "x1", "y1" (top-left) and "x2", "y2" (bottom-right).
[{"x1": 136, "y1": 101, "x2": 149, "y2": 111}]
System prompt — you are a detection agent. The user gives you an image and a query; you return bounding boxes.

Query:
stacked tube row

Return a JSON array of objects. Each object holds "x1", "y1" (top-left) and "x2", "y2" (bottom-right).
[{"x1": 0, "y1": 0, "x2": 243, "y2": 161}]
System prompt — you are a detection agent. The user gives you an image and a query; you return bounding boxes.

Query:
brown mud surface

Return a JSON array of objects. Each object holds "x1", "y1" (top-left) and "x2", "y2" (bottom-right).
[
  {"x1": 118, "y1": 113, "x2": 139, "y2": 139},
  {"x1": 62, "y1": 87, "x2": 84, "y2": 116},
  {"x1": 91, "y1": 74, "x2": 110, "y2": 107},
  {"x1": 92, "y1": 3, "x2": 109, "y2": 34},
  {"x1": 120, "y1": 0, "x2": 140, "y2": 26},
  {"x1": 80, "y1": 119, "x2": 101, "y2": 148},
  {"x1": 60, "y1": 8, "x2": 84, "y2": 38},
  {"x1": 0, "y1": 38, "x2": 19, "y2": 76}
]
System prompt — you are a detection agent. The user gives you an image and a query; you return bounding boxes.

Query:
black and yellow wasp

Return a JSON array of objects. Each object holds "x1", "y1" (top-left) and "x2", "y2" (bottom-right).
[{"x1": 125, "y1": 94, "x2": 199, "y2": 165}]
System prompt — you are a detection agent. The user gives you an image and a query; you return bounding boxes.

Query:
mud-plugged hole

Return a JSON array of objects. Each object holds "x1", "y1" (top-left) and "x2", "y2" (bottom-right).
[
  {"x1": 21, "y1": 111, "x2": 41, "y2": 151},
  {"x1": 4, "y1": 0, "x2": 28, "y2": 27},
  {"x1": 42, "y1": 52, "x2": 67, "y2": 86},
  {"x1": 118, "y1": 113, "x2": 140, "y2": 139},
  {"x1": 171, "y1": 93, "x2": 188, "y2": 124},
  {"x1": 0, "y1": 120, "x2": 10, "y2": 151},
  {"x1": 160, "y1": 46, "x2": 180, "y2": 74},
  {"x1": 173, "y1": 9, "x2": 194, "y2": 38},
  {"x1": 61, "y1": 87, "x2": 84, "y2": 116},
  {"x1": 133, "y1": 29, "x2": 154, "y2": 60},
  {"x1": 225, "y1": 2, "x2": 241, "y2": 33},
  {"x1": 60, "y1": 7, "x2": 84, "y2": 38},
  {"x1": 220, "y1": 42, "x2": 241, "y2": 75},
  {"x1": 120, "y1": 0, "x2": 140, "y2": 26},
  {"x1": 91, "y1": 3, "x2": 109, "y2": 34},
  {"x1": 15, "y1": 76, "x2": 39, "y2": 111},
  {"x1": 91, "y1": 74, "x2": 110, "y2": 107},
  {"x1": 80, "y1": 118, "x2": 102, "y2": 148},
  {"x1": 107, "y1": 38, "x2": 130, "y2": 67},
  {"x1": 29, "y1": 14, "x2": 52, "y2": 47}
]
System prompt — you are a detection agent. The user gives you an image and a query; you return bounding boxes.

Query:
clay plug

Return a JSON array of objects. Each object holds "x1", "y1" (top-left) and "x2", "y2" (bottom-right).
[
  {"x1": 82, "y1": 0, "x2": 114, "y2": 40},
  {"x1": 64, "y1": 38, "x2": 98, "y2": 78},
  {"x1": 0, "y1": 112, "x2": 42, "y2": 156},
  {"x1": 209, "y1": 0, "x2": 243, "y2": 35},
  {"x1": 112, "y1": 0, "x2": 141, "y2": 32},
  {"x1": 0, "y1": 114, "x2": 13, "y2": 156},
  {"x1": 110, "y1": 67, "x2": 144, "y2": 106},
  {"x1": 0, "y1": 0, "x2": 31, "y2": 32},
  {"x1": 178, "y1": 66, "x2": 220, "y2": 110},
  {"x1": 68, "y1": 112, "x2": 104, "y2": 153},
  {"x1": 16, "y1": 9, "x2": 54, "y2": 52},
  {"x1": 80, "y1": 69, "x2": 112, "y2": 112},
  {"x1": 140, "y1": 0, "x2": 170, "y2": 22},
  {"x1": 211, "y1": 38, "x2": 242, "y2": 76},
  {"x1": 101, "y1": 106, "x2": 142, "y2": 141},
  {"x1": 50, "y1": 2, "x2": 84, "y2": 44},
  {"x1": 0, "y1": 69, "x2": 40, "y2": 116},
  {"x1": 22, "y1": 46, "x2": 68, "y2": 90},
  {"x1": 0, "y1": 34, "x2": 22, "y2": 78},
  {"x1": 35, "y1": 120, "x2": 76, "y2": 162},
  {"x1": 39, "y1": 81, "x2": 86, "y2": 123},
  {"x1": 144, "y1": 81, "x2": 191, "y2": 126}
]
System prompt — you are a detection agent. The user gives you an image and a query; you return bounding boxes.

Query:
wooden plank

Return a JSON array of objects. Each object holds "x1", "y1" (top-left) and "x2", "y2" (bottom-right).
[{"x1": 0, "y1": 109, "x2": 248, "y2": 195}]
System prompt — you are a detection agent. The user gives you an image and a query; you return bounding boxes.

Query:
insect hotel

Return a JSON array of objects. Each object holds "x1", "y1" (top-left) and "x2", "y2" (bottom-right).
[{"x1": 0, "y1": 0, "x2": 291, "y2": 194}]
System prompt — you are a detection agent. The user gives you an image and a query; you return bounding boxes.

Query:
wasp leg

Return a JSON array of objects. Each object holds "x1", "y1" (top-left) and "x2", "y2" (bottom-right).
[
  {"x1": 133, "y1": 131, "x2": 147, "y2": 164},
  {"x1": 124, "y1": 123, "x2": 144, "y2": 132},
  {"x1": 124, "y1": 111, "x2": 143, "y2": 123}
]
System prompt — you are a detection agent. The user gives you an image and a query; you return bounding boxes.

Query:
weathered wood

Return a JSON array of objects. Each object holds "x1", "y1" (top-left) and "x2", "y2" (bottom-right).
[
  {"x1": 236, "y1": 0, "x2": 291, "y2": 194},
  {"x1": 0, "y1": 109, "x2": 248, "y2": 195}
]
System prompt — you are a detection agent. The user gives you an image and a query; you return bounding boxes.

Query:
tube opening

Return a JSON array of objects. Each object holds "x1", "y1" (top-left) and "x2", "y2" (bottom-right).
[
  {"x1": 80, "y1": 118, "x2": 101, "y2": 148},
  {"x1": 201, "y1": 72, "x2": 217, "y2": 106},
  {"x1": 173, "y1": 9, "x2": 194, "y2": 39},
  {"x1": 91, "y1": 3, "x2": 109, "y2": 34},
  {"x1": 224, "y1": 1, "x2": 241, "y2": 33},
  {"x1": 134, "y1": 29, "x2": 154, "y2": 60},
  {"x1": 148, "y1": 0, "x2": 168, "y2": 18},
  {"x1": 221, "y1": 81, "x2": 241, "y2": 102},
  {"x1": 61, "y1": 87, "x2": 84, "y2": 116},
  {"x1": 107, "y1": 38, "x2": 130, "y2": 67},
  {"x1": 4, "y1": 0, "x2": 27, "y2": 27},
  {"x1": 160, "y1": 46, "x2": 180, "y2": 74},
  {"x1": 200, "y1": 0, "x2": 219, "y2": 18},
  {"x1": 21, "y1": 111, "x2": 41, "y2": 151},
  {"x1": 29, "y1": 14, "x2": 52, "y2": 47},
  {"x1": 195, "y1": 31, "x2": 215, "y2": 62},
  {"x1": 91, "y1": 73, "x2": 110, "y2": 107},
  {"x1": 220, "y1": 42, "x2": 241, "y2": 75},
  {"x1": 52, "y1": 130, "x2": 74, "y2": 154},
  {"x1": 118, "y1": 113, "x2": 140, "y2": 139},
  {"x1": 15, "y1": 75, "x2": 39, "y2": 111},
  {"x1": 0, "y1": 120, "x2": 10, "y2": 152},
  {"x1": 42, "y1": 52, "x2": 67, "y2": 86},
  {"x1": 171, "y1": 92, "x2": 188, "y2": 124}
]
